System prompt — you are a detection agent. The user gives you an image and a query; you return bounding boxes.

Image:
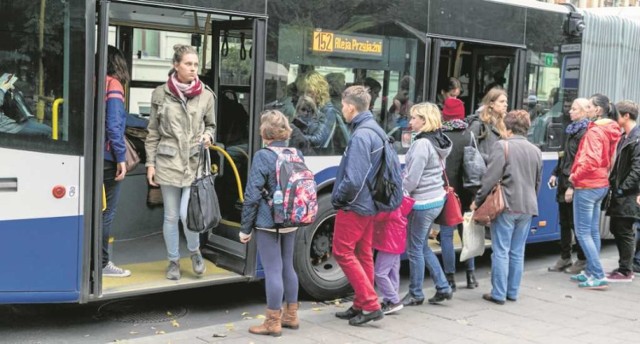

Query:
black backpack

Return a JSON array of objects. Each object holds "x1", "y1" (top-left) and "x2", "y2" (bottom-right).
[{"x1": 359, "y1": 123, "x2": 403, "y2": 212}]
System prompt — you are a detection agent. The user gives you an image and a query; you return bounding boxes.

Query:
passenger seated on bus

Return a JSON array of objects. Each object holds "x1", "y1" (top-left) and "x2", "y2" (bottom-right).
[
  {"x1": 289, "y1": 95, "x2": 327, "y2": 152},
  {"x1": 0, "y1": 75, "x2": 51, "y2": 137},
  {"x1": 364, "y1": 77, "x2": 382, "y2": 113},
  {"x1": 300, "y1": 71, "x2": 340, "y2": 151},
  {"x1": 386, "y1": 75, "x2": 414, "y2": 140}
]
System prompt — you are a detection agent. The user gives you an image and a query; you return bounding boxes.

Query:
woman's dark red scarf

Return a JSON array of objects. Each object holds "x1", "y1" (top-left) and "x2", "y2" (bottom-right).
[{"x1": 167, "y1": 72, "x2": 202, "y2": 102}]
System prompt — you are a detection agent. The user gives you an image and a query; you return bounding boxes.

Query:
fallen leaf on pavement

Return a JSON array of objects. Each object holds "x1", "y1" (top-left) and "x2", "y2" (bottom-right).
[
  {"x1": 312, "y1": 307, "x2": 322, "y2": 311},
  {"x1": 155, "y1": 330, "x2": 166, "y2": 335},
  {"x1": 171, "y1": 320, "x2": 180, "y2": 327},
  {"x1": 256, "y1": 314, "x2": 266, "y2": 319},
  {"x1": 241, "y1": 311, "x2": 250, "y2": 316}
]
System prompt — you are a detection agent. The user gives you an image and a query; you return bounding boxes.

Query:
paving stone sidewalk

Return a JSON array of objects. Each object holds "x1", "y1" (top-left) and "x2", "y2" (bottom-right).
[{"x1": 116, "y1": 252, "x2": 640, "y2": 344}]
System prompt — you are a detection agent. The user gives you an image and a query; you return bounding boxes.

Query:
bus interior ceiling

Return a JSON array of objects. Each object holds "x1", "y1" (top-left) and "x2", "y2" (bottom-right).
[{"x1": 103, "y1": 3, "x2": 254, "y2": 297}]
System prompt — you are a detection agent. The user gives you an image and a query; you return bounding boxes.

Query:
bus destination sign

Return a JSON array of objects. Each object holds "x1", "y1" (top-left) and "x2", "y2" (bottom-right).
[{"x1": 311, "y1": 30, "x2": 384, "y2": 58}]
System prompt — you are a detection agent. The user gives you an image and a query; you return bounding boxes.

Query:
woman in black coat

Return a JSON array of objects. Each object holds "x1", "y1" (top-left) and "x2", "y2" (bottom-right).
[
  {"x1": 440, "y1": 95, "x2": 479, "y2": 290},
  {"x1": 547, "y1": 98, "x2": 590, "y2": 274}
]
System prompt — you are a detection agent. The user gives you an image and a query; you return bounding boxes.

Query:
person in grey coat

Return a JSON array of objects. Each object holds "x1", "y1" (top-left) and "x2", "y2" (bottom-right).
[{"x1": 472, "y1": 110, "x2": 542, "y2": 305}]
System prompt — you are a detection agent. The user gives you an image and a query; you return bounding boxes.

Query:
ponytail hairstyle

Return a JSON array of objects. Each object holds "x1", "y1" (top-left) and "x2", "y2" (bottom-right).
[
  {"x1": 107, "y1": 45, "x2": 130, "y2": 84},
  {"x1": 168, "y1": 44, "x2": 198, "y2": 75},
  {"x1": 590, "y1": 93, "x2": 618, "y2": 121}
]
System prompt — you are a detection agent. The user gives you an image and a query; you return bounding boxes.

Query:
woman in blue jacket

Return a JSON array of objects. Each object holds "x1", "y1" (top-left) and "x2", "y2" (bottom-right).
[{"x1": 102, "y1": 45, "x2": 131, "y2": 278}]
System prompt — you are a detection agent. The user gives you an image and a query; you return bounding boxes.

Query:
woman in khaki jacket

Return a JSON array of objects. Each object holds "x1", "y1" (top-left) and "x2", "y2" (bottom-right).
[{"x1": 145, "y1": 44, "x2": 216, "y2": 280}]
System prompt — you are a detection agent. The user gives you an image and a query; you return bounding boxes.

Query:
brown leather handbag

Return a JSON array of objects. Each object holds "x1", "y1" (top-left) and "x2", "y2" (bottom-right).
[{"x1": 473, "y1": 141, "x2": 509, "y2": 226}]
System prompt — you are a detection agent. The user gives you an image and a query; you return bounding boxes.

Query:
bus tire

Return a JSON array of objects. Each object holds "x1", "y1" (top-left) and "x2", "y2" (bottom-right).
[{"x1": 294, "y1": 193, "x2": 352, "y2": 301}]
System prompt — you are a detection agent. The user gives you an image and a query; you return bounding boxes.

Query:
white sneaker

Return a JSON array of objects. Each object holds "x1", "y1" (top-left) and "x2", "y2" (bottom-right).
[{"x1": 103, "y1": 261, "x2": 131, "y2": 277}]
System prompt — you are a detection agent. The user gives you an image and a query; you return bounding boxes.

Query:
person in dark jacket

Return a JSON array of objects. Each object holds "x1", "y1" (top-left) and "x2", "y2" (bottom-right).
[
  {"x1": 440, "y1": 97, "x2": 479, "y2": 290},
  {"x1": 239, "y1": 110, "x2": 301, "y2": 337},
  {"x1": 468, "y1": 88, "x2": 508, "y2": 164},
  {"x1": 332, "y1": 85, "x2": 385, "y2": 326},
  {"x1": 604, "y1": 100, "x2": 640, "y2": 282},
  {"x1": 547, "y1": 98, "x2": 590, "y2": 274},
  {"x1": 471, "y1": 110, "x2": 542, "y2": 304},
  {"x1": 101, "y1": 45, "x2": 131, "y2": 278}
]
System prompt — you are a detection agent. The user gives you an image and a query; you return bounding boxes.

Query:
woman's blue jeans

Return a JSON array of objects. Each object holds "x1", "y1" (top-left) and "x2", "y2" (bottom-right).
[
  {"x1": 440, "y1": 224, "x2": 475, "y2": 274},
  {"x1": 407, "y1": 206, "x2": 451, "y2": 299},
  {"x1": 573, "y1": 187, "x2": 608, "y2": 279},
  {"x1": 161, "y1": 185, "x2": 200, "y2": 262},
  {"x1": 490, "y1": 211, "x2": 532, "y2": 301}
]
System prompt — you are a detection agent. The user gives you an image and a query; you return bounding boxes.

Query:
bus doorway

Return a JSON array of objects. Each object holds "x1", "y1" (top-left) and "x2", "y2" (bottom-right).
[
  {"x1": 429, "y1": 39, "x2": 524, "y2": 114},
  {"x1": 92, "y1": 1, "x2": 265, "y2": 300}
]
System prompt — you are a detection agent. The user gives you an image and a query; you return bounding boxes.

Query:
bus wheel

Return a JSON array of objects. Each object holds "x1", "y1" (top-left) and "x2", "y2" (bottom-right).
[{"x1": 294, "y1": 194, "x2": 351, "y2": 301}]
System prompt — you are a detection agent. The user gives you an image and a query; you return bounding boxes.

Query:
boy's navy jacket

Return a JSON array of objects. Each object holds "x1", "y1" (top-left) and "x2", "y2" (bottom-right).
[{"x1": 331, "y1": 111, "x2": 385, "y2": 216}]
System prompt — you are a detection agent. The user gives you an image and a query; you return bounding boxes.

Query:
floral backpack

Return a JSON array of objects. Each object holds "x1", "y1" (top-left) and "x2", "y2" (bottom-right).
[{"x1": 266, "y1": 147, "x2": 318, "y2": 228}]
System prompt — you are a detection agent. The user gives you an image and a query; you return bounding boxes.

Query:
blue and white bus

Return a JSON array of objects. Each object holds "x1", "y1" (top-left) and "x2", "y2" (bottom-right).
[{"x1": 1, "y1": 0, "x2": 639, "y2": 304}]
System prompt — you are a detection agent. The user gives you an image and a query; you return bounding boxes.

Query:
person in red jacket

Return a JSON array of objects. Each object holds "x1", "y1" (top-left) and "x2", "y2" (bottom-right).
[
  {"x1": 568, "y1": 94, "x2": 621, "y2": 290},
  {"x1": 373, "y1": 196, "x2": 414, "y2": 315}
]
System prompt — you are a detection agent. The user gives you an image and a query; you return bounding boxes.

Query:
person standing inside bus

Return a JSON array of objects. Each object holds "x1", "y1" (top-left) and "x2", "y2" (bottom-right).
[
  {"x1": 100, "y1": 45, "x2": 131, "y2": 278},
  {"x1": 401, "y1": 103, "x2": 454, "y2": 306},
  {"x1": 239, "y1": 110, "x2": 301, "y2": 337},
  {"x1": 439, "y1": 84, "x2": 480, "y2": 290},
  {"x1": 332, "y1": 85, "x2": 385, "y2": 326},
  {"x1": 547, "y1": 98, "x2": 590, "y2": 274},
  {"x1": 603, "y1": 100, "x2": 640, "y2": 282},
  {"x1": 145, "y1": 44, "x2": 215, "y2": 281},
  {"x1": 568, "y1": 95, "x2": 621, "y2": 290},
  {"x1": 300, "y1": 71, "x2": 335, "y2": 150},
  {"x1": 467, "y1": 88, "x2": 508, "y2": 164},
  {"x1": 472, "y1": 110, "x2": 542, "y2": 305}
]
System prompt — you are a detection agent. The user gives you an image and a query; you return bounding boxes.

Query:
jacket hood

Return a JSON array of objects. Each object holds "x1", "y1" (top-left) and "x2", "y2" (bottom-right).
[
  {"x1": 592, "y1": 118, "x2": 622, "y2": 143},
  {"x1": 416, "y1": 130, "x2": 452, "y2": 159}
]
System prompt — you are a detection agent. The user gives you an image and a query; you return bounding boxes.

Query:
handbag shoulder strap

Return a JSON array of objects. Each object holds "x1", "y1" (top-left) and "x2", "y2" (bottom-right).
[
  {"x1": 439, "y1": 159, "x2": 451, "y2": 188},
  {"x1": 195, "y1": 143, "x2": 211, "y2": 178}
]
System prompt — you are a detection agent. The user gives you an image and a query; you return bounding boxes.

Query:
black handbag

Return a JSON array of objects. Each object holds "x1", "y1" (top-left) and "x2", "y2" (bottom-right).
[
  {"x1": 186, "y1": 144, "x2": 221, "y2": 233},
  {"x1": 462, "y1": 131, "x2": 487, "y2": 188}
]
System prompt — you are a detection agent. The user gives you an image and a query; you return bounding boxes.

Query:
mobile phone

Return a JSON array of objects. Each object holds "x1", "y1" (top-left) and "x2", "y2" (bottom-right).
[{"x1": 0, "y1": 73, "x2": 12, "y2": 85}]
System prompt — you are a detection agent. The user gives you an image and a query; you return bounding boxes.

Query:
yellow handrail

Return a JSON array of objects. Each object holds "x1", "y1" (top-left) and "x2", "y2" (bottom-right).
[
  {"x1": 52, "y1": 98, "x2": 64, "y2": 140},
  {"x1": 209, "y1": 145, "x2": 244, "y2": 202}
]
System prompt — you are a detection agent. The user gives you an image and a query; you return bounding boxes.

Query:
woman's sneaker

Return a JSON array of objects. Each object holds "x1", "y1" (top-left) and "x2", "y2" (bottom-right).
[
  {"x1": 570, "y1": 272, "x2": 589, "y2": 283},
  {"x1": 103, "y1": 261, "x2": 131, "y2": 278},
  {"x1": 578, "y1": 277, "x2": 609, "y2": 290},
  {"x1": 380, "y1": 301, "x2": 403, "y2": 315},
  {"x1": 191, "y1": 251, "x2": 206, "y2": 275}
]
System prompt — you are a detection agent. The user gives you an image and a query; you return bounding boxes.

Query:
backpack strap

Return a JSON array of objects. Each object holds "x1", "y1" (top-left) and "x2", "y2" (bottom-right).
[{"x1": 357, "y1": 124, "x2": 389, "y2": 191}]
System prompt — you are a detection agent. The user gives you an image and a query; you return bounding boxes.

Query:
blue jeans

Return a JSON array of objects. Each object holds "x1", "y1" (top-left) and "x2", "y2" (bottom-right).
[
  {"x1": 102, "y1": 162, "x2": 122, "y2": 267},
  {"x1": 407, "y1": 206, "x2": 451, "y2": 299},
  {"x1": 20, "y1": 118, "x2": 51, "y2": 137},
  {"x1": 440, "y1": 224, "x2": 475, "y2": 274},
  {"x1": 161, "y1": 185, "x2": 200, "y2": 262},
  {"x1": 490, "y1": 211, "x2": 531, "y2": 301},
  {"x1": 573, "y1": 188, "x2": 608, "y2": 279}
]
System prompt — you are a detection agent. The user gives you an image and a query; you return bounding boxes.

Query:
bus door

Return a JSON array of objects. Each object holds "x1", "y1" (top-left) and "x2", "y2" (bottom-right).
[
  {"x1": 0, "y1": 0, "x2": 88, "y2": 304},
  {"x1": 427, "y1": 39, "x2": 525, "y2": 113},
  {"x1": 203, "y1": 18, "x2": 265, "y2": 278},
  {"x1": 91, "y1": 1, "x2": 265, "y2": 300}
]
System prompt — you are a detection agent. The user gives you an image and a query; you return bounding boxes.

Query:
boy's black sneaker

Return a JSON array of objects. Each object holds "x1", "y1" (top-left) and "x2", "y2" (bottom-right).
[
  {"x1": 348, "y1": 309, "x2": 384, "y2": 326},
  {"x1": 335, "y1": 306, "x2": 362, "y2": 320},
  {"x1": 380, "y1": 301, "x2": 403, "y2": 315}
]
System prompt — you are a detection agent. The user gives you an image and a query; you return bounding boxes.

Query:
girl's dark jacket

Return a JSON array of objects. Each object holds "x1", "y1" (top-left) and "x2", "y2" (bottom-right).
[
  {"x1": 552, "y1": 119, "x2": 588, "y2": 203},
  {"x1": 606, "y1": 125, "x2": 640, "y2": 219}
]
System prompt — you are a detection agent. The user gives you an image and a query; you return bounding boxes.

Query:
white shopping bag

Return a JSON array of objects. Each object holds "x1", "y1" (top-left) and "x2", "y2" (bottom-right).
[{"x1": 460, "y1": 212, "x2": 485, "y2": 262}]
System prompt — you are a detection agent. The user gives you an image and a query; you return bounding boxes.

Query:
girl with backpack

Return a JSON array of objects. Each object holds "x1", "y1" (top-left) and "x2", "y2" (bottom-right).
[{"x1": 239, "y1": 110, "x2": 302, "y2": 337}]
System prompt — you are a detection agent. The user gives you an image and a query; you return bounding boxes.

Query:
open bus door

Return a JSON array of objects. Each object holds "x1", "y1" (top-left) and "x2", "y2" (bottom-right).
[{"x1": 89, "y1": 1, "x2": 266, "y2": 300}]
